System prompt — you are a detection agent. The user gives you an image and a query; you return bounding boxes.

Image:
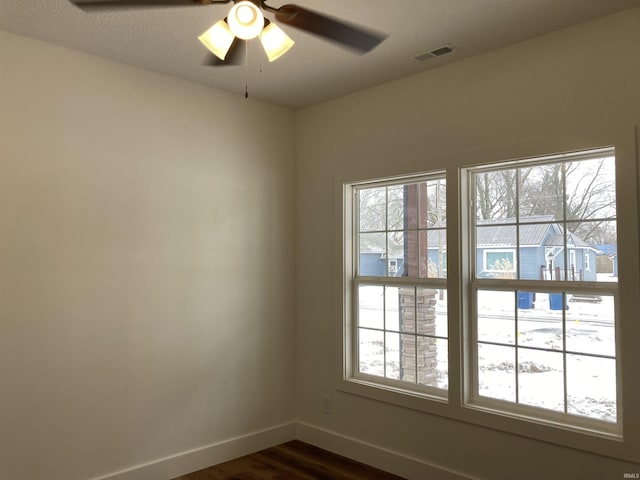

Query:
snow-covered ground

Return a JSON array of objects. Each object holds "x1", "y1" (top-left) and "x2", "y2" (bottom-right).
[
  {"x1": 357, "y1": 280, "x2": 617, "y2": 423},
  {"x1": 476, "y1": 289, "x2": 616, "y2": 422}
]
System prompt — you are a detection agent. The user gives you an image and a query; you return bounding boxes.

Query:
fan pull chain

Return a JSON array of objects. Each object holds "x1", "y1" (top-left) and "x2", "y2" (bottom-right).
[{"x1": 244, "y1": 40, "x2": 249, "y2": 99}]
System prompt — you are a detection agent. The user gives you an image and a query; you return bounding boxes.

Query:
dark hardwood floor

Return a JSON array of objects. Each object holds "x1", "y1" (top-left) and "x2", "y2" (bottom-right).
[{"x1": 172, "y1": 440, "x2": 408, "y2": 480}]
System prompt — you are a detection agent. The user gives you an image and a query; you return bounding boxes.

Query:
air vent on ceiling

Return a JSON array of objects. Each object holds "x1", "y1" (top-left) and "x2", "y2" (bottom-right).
[{"x1": 413, "y1": 45, "x2": 457, "y2": 62}]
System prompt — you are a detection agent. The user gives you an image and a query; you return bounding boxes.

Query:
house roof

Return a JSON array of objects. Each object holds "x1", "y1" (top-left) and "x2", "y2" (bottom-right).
[
  {"x1": 360, "y1": 216, "x2": 593, "y2": 252},
  {"x1": 476, "y1": 215, "x2": 555, "y2": 247},
  {"x1": 594, "y1": 244, "x2": 618, "y2": 256},
  {"x1": 545, "y1": 234, "x2": 590, "y2": 248},
  {"x1": 359, "y1": 234, "x2": 388, "y2": 253},
  {"x1": 476, "y1": 217, "x2": 596, "y2": 249}
]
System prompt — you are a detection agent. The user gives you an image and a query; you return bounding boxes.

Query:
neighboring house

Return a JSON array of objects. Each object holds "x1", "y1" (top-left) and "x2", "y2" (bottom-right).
[
  {"x1": 476, "y1": 216, "x2": 597, "y2": 282},
  {"x1": 360, "y1": 215, "x2": 597, "y2": 281},
  {"x1": 359, "y1": 231, "x2": 406, "y2": 276},
  {"x1": 360, "y1": 251, "x2": 405, "y2": 277},
  {"x1": 594, "y1": 244, "x2": 618, "y2": 277},
  {"x1": 359, "y1": 228, "x2": 444, "y2": 277}
]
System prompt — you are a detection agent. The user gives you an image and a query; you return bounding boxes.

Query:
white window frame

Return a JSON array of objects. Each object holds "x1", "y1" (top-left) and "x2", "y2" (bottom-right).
[
  {"x1": 466, "y1": 147, "x2": 621, "y2": 437},
  {"x1": 346, "y1": 172, "x2": 448, "y2": 400},
  {"x1": 482, "y1": 249, "x2": 517, "y2": 273},
  {"x1": 338, "y1": 133, "x2": 640, "y2": 463}
]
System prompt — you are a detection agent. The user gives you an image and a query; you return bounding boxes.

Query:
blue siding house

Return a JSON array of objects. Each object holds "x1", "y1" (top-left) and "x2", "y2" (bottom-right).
[
  {"x1": 475, "y1": 216, "x2": 596, "y2": 281},
  {"x1": 359, "y1": 216, "x2": 597, "y2": 281},
  {"x1": 359, "y1": 251, "x2": 405, "y2": 277}
]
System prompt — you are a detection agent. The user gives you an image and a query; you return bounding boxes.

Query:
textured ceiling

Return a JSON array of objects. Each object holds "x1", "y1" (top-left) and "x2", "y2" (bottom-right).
[{"x1": 1, "y1": 0, "x2": 637, "y2": 109}]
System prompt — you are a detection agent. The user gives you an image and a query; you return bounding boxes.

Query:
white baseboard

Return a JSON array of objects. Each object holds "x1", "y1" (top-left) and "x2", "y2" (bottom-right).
[
  {"x1": 91, "y1": 421, "x2": 476, "y2": 480},
  {"x1": 91, "y1": 422, "x2": 296, "y2": 480},
  {"x1": 296, "y1": 422, "x2": 478, "y2": 480}
]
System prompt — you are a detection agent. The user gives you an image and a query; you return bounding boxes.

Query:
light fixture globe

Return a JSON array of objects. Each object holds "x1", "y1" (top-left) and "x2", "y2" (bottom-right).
[
  {"x1": 198, "y1": 20, "x2": 235, "y2": 60},
  {"x1": 260, "y1": 22, "x2": 295, "y2": 62},
  {"x1": 227, "y1": 1, "x2": 264, "y2": 40}
]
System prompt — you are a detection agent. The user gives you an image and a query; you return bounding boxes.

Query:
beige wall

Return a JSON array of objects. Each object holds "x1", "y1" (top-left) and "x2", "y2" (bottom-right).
[
  {"x1": 295, "y1": 7, "x2": 640, "y2": 480},
  {"x1": 0, "y1": 31, "x2": 296, "y2": 480},
  {"x1": 3, "y1": 7, "x2": 640, "y2": 480}
]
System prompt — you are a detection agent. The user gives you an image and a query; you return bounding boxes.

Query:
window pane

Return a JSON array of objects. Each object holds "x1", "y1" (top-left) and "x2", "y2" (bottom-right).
[
  {"x1": 468, "y1": 148, "x2": 619, "y2": 429},
  {"x1": 400, "y1": 183, "x2": 420, "y2": 230},
  {"x1": 475, "y1": 168, "x2": 517, "y2": 221},
  {"x1": 478, "y1": 343, "x2": 516, "y2": 402},
  {"x1": 517, "y1": 291, "x2": 564, "y2": 351},
  {"x1": 566, "y1": 294, "x2": 615, "y2": 357},
  {"x1": 420, "y1": 179, "x2": 447, "y2": 228},
  {"x1": 397, "y1": 286, "x2": 416, "y2": 333},
  {"x1": 418, "y1": 337, "x2": 448, "y2": 389},
  {"x1": 417, "y1": 288, "x2": 447, "y2": 338},
  {"x1": 567, "y1": 354, "x2": 617, "y2": 423},
  {"x1": 398, "y1": 333, "x2": 417, "y2": 382},
  {"x1": 359, "y1": 232, "x2": 386, "y2": 276},
  {"x1": 518, "y1": 222, "x2": 556, "y2": 280},
  {"x1": 359, "y1": 187, "x2": 386, "y2": 232},
  {"x1": 566, "y1": 156, "x2": 616, "y2": 221},
  {"x1": 352, "y1": 175, "x2": 448, "y2": 394},
  {"x1": 591, "y1": 220, "x2": 618, "y2": 282},
  {"x1": 420, "y1": 229, "x2": 447, "y2": 278},
  {"x1": 518, "y1": 348, "x2": 564, "y2": 412},
  {"x1": 563, "y1": 221, "x2": 600, "y2": 282},
  {"x1": 358, "y1": 285, "x2": 383, "y2": 329},
  {"x1": 476, "y1": 224, "x2": 517, "y2": 279},
  {"x1": 358, "y1": 180, "x2": 447, "y2": 281},
  {"x1": 387, "y1": 185, "x2": 405, "y2": 231},
  {"x1": 385, "y1": 332, "x2": 402, "y2": 379},
  {"x1": 358, "y1": 328, "x2": 384, "y2": 377},
  {"x1": 384, "y1": 286, "x2": 400, "y2": 331},
  {"x1": 567, "y1": 220, "x2": 617, "y2": 283},
  {"x1": 389, "y1": 231, "x2": 416, "y2": 277},
  {"x1": 478, "y1": 290, "x2": 515, "y2": 345},
  {"x1": 518, "y1": 164, "x2": 564, "y2": 222}
]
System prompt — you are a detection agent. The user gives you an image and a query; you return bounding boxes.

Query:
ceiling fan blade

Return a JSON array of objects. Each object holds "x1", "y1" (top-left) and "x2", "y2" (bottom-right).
[
  {"x1": 274, "y1": 4, "x2": 386, "y2": 53},
  {"x1": 69, "y1": 0, "x2": 228, "y2": 11},
  {"x1": 203, "y1": 39, "x2": 243, "y2": 66}
]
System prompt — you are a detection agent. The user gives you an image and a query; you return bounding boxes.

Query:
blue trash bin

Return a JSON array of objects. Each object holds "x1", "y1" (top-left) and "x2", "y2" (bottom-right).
[
  {"x1": 518, "y1": 292, "x2": 534, "y2": 309},
  {"x1": 549, "y1": 293, "x2": 564, "y2": 310}
]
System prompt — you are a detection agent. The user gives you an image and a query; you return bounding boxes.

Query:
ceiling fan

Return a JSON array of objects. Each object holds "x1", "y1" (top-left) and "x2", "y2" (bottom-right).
[{"x1": 69, "y1": 0, "x2": 387, "y2": 66}]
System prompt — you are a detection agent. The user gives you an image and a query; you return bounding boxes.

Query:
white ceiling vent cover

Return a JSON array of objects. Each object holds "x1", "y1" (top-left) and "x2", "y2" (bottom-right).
[{"x1": 413, "y1": 45, "x2": 458, "y2": 62}]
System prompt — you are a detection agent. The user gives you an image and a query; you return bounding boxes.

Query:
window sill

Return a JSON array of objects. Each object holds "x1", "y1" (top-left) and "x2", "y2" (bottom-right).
[
  {"x1": 338, "y1": 376, "x2": 449, "y2": 416},
  {"x1": 337, "y1": 376, "x2": 637, "y2": 463}
]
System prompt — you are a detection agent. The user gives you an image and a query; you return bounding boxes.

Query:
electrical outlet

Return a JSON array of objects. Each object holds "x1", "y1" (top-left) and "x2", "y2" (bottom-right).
[{"x1": 321, "y1": 395, "x2": 332, "y2": 414}]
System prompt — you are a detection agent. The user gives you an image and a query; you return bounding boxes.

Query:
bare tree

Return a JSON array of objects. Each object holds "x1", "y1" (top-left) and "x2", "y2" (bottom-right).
[
  {"x1": 476, "y1": 169, "x2": 530, "y2": 220},
  {"x1": 358, "y1": 187, "x2": 386, "y2": 232},
  {"x1": 476, "y1": 157, "x2": 616, "y2": 243}
]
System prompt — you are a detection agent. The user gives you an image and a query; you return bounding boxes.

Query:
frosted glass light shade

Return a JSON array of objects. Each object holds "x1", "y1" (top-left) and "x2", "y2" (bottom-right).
[
  {"x1": 227, "y1": 1, "x2": 264, "y2": 40},
  {"x1": 260, "y1": 22, "x2": 295, "y2": 62},
  {"x1": 198, "y1": 20, "x2": 235, "y2": 60}
]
